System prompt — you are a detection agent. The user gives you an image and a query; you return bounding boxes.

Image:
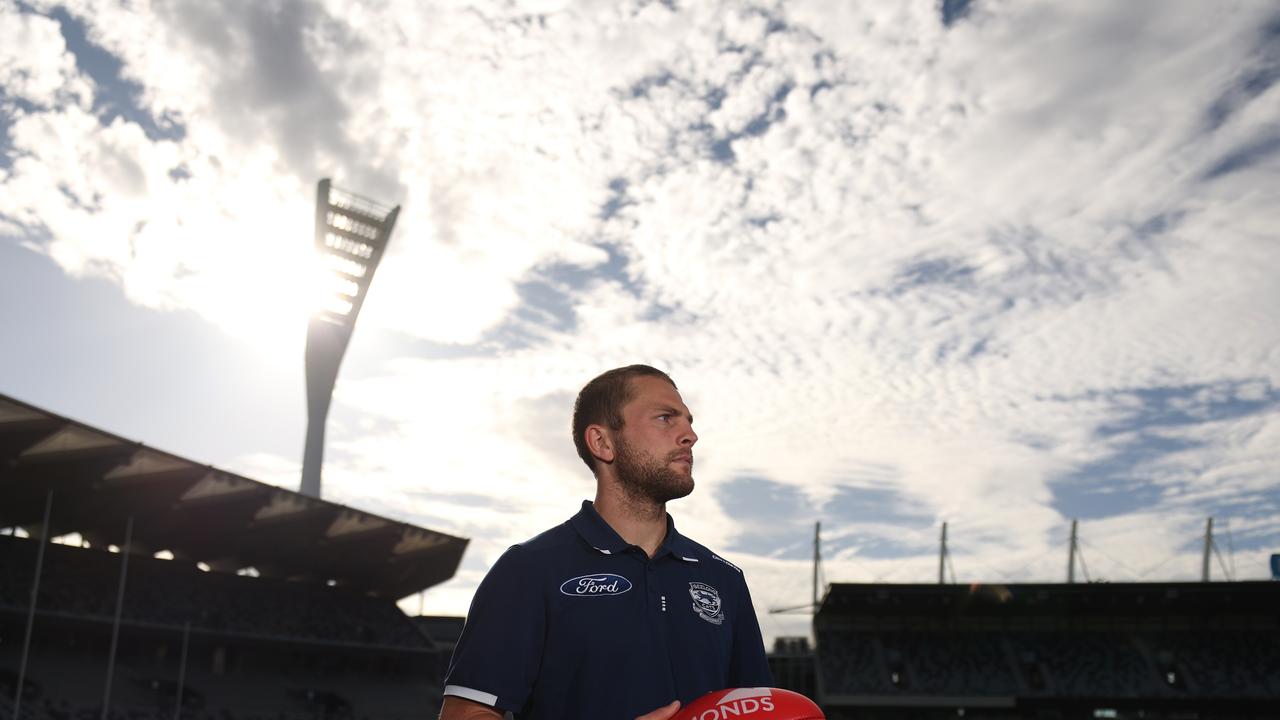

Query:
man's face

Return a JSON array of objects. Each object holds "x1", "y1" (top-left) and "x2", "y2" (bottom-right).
[{"x1": 612, "y1": 375, "x2": 698, "y2": 504}]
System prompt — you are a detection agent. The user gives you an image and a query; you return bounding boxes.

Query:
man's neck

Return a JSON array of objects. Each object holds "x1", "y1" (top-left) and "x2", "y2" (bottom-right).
[{"x1": 594, "y1": 486, "x2": 668, "y2": 558}]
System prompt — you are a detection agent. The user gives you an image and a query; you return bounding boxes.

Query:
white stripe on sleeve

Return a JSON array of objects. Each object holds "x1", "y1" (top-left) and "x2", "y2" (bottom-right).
[{"x1": 443, "y1": 685, "x2": 499, "y2": 707}]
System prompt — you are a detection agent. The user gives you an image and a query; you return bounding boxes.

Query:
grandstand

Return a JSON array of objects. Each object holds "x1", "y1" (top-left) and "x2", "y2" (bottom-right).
[
  {"x1": 800, "y1": 581, "x2": 1280, "y2": 720},
  {"x1": 0, "y1": 392, "x2": 468, "y2": 719}
]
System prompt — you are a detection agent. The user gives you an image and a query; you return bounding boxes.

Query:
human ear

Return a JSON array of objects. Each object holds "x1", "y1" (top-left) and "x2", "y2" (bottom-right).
[{"x1": 585, "y1": 425, "x2": 614, "y2": 463}]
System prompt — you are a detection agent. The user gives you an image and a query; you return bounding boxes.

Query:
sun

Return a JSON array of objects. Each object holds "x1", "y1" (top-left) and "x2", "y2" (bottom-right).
[
  {"x1": 197, "y1": 234, "x2": 329, "y2": 364},
  {"x1": 187, "y1": 180, "x2": 396, "y2": 365}
]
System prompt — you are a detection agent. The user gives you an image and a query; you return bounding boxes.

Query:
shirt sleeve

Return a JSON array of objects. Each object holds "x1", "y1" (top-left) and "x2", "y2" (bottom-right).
[
  {"x1": 728, "y1": 574, "x2": 774, "y2": 687},
  {"x1": 443, "y1": 545, "x2": 545, "y2": 713}
]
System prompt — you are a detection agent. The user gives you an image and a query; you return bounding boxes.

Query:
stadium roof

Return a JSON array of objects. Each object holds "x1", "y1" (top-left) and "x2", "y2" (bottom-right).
[
  {"x1": 817, "y1": 581, "x2": 1280, "y2": 620},
  {"x1": 0, "y1": 393, "x2": 468, "y2": 600}
]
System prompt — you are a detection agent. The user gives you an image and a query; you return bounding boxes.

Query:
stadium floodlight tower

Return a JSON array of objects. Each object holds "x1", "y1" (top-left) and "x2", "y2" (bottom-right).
[{"x1": 301, "y1": 178, "x2": 400, "y2": 499}]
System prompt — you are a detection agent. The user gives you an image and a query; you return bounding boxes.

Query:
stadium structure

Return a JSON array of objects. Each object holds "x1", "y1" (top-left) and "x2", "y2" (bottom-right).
[
  {"x1": 766, "y1": 579, "x2": 1280, "y2": 720},
  {"x1": 0, "y1": 392, "x2": 468, "y2": 720},
  {"x1": 302, "y1": 179, "x2": 399, "y2": 500}
]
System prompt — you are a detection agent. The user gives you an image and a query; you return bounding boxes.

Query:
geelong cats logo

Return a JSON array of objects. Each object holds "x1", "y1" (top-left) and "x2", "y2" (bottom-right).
[{"x1": 689, "y1": 582, "x2": 723, "y2": 625}]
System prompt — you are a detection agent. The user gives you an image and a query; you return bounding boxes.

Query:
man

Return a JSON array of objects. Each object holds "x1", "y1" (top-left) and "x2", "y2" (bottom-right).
[{"x1": 439, "y1": 365, "x2": 772, "y2": 720}]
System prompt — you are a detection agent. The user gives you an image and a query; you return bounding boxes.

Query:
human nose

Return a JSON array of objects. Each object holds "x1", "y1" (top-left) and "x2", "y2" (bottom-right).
[{"x1": 679, "y1": 422, "x2": 697, "y2": 447}]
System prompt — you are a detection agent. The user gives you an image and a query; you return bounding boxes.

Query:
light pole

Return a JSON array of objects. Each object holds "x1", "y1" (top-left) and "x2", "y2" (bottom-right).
[{"x1": 301, "y1": 179, "x2": 399, "y2": 498}]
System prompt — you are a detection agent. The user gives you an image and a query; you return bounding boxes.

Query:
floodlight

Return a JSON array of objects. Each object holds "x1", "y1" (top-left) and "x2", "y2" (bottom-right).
[{"x1": 301, "y1": 179, "x2": 399, "y2": 498}]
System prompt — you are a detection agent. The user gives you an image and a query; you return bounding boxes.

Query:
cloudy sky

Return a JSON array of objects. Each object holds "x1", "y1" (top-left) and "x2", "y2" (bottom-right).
[{"x1": 2, "y1": 0, "x2": 1279, "y2": 643}]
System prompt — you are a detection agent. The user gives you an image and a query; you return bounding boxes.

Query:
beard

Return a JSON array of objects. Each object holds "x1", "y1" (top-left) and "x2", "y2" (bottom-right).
[{"x1": 613, "y1": 436, "x2": 695, "y2": 506}]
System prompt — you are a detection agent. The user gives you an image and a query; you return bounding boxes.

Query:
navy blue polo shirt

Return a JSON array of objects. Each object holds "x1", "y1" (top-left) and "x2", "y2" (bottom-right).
[{"x1": 443, "y1": 500, "x2": 772, "y2": 719}]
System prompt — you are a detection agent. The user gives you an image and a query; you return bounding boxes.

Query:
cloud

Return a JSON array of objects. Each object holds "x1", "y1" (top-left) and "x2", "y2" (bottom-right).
[{"x1": 0, "y1": 4, "x2": 91, "y2": 112}]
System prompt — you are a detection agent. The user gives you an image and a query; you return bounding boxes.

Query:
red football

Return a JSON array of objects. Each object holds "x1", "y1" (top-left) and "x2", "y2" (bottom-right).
[{"x1": 673, "y1": 687, "x2": 825, "y2": 720}]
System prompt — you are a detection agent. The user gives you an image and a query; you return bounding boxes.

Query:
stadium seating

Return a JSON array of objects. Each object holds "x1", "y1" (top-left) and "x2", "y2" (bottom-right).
[
  {"x1": 1, "y1": 535, "x2": 443, "y2": 720},
  {"x1": 0, "y1": 535, "x2": 428, "y2": 649},
  {"x1": 814, "y1": 625, "x2": 1280, "y2": 703},
  {"x1": 882, "y1": 631, "x2": 1019, "y2": 695},
  {"x1": 1140, "y1": 630, "x2": 1280, "y2": 698},
  {"x1": 817, "y1": 630, "x2": 895, "y2": 694},
  {"x1": 1007, "y1": 631, "x2": 1156, "y2": 698}
]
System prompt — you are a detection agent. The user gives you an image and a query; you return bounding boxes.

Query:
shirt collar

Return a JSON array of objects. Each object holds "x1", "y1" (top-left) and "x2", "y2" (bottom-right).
[{"x1": 570, "y1": 500, "x2": 700, "y2": 563}]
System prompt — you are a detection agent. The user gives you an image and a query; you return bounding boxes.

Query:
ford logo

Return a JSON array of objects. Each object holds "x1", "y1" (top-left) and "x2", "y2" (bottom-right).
[{"x1": 559, "y1": 573, "x2": 633, "y2": 597}]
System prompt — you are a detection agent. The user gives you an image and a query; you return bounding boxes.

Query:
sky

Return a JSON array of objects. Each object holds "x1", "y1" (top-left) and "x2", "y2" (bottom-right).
[{"x1": 2, "y1": 0, "x2": 1279, "y2": 645}]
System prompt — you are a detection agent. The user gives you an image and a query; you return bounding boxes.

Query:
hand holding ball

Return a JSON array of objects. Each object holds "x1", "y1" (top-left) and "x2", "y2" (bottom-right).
[{"x1": 672, "y1": 688, "x2": 824, "y2": 720}]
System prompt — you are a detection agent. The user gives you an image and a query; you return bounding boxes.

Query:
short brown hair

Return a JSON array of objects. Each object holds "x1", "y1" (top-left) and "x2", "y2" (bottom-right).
[{"x1": 572, "y1": 365, "x2": 676, "y2": 472}]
